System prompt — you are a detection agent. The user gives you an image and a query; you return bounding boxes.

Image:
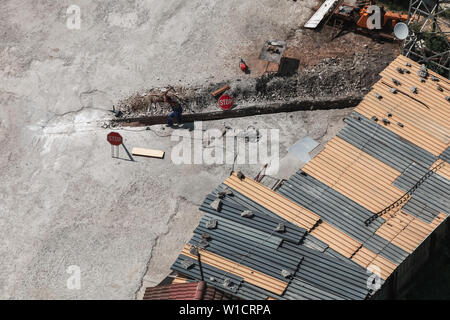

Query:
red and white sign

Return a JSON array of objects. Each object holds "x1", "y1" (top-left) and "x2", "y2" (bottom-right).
[
  {"x1": 107, "y1": 132, "x2": 123, "y2": 146},
  {"x1": 218, "y1": 94, "x2": 234, "y2": 110}
]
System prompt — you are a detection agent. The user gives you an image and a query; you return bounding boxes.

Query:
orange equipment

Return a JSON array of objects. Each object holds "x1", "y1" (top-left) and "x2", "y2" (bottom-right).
[{"x1": 356, "y1": 5, "x2": 409, "y2": 30}]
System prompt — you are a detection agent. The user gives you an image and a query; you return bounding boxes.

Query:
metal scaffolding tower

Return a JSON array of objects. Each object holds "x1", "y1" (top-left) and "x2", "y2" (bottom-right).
[{"x1": 403, "y1": 0, "x2": 450, "y2": 78}]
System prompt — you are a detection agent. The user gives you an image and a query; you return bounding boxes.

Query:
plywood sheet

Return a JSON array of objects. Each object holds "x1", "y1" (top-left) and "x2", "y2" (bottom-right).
[{"x1": 132, "y1": 147, "x2": 165, "y2": 159}]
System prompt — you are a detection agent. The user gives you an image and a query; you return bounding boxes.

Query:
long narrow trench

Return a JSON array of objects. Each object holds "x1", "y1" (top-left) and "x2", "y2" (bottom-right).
[{"x1": 112, "y1": 95, "x2": 363, "y2": 127}]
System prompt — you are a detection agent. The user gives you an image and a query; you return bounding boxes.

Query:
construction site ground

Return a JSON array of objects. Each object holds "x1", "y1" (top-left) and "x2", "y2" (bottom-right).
[{"x1": 1, "y1": 0, "x2": 401, "y2": 299}]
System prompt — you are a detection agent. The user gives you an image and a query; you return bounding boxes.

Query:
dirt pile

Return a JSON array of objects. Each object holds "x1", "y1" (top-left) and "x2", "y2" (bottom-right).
[{"x1": 114, "y1": 50, "x2": 397, "y2": 121}]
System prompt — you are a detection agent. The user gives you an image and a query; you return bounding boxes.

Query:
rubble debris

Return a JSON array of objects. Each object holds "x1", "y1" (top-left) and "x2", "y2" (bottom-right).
[
  {"x1": 390, "y1": 88, "x2": 398, "y2": 94},
  {"x1": 437, "y1": 85, "x2": 443, "y2": 92},
  {"x1": 431, "y1": 76, "x2": 439, "y2": 82},
  {"x1": 217, "y1": 188, "x2": 233, "y2": 198},
  {"x1": 189, "y1": 245, "x2": 198, "y2": 256},
  {"x1": 275, "y1": 223, "x2": 286, "y2": 233},
  {"x1": 241, "y1": 210, "x2": 254, "y2": 218},
  {"x1": 392, "y1": 78, "x2": 401, "y2": 85},
  {"x1": 446, "y1": 96, "x2": 450, "y2": 101},
  {"x1": 386, "y1": 112, "x2": 392, "y2": 117},
  {"x1": 198, "y1": 238, "x2": 209, "y2": 249},
  {"x1": 371, "y1": 116, "x2": 378, "y2": 122},
  {"x1": 281, "y1": 269, "x2": 293, "y2": 279},
  {"x1": 396, "y1": 67, "x2": 404, "y2": 74},
  {"x1": 382, "y1": 118, "x2": 390, "y2": 125},
  {"x1": 206, "y1": 219, "x2": 218, "y2": 229},
  {"x1": 236, "y1": 171, "x2": 245, "y2": 180},
  {"x1": 397, "y1": 122, "x2": 404, "y2": 128},
  {"x1": 417, "y1": 64, "x2": 428, "y2": 78},
  {"x1": 374, "y1": 92, "x2": 382, "y2": 99},
  {"x1": 202, "y1": 233, "x2": 211, "y2": 240},
  {"x1": 210, "y1": 198, "x2": 222, "y2": 212},
  {"x1": 406, "y1": 62, "x2": 411, "y2": 67},
  {"x1": 410, "y1": 86, "x2": 418, "y2": 94}
]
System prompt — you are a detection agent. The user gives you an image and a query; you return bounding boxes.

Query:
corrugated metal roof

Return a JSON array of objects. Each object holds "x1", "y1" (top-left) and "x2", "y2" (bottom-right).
[
  {"x1": 169, "y1": 55, "x2": 449, "y2": 300},
  {"x1": 143, "y1": 281, "x2": 236, "y2": 300},
  {"x1": 170, "y1": 186, "x2": 371, "y2": 300}
]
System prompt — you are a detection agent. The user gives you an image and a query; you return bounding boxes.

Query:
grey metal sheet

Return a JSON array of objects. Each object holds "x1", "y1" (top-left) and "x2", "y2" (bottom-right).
[
  {"x1": 301, "y1": 234, "x2": 329, "y2": 253},
  {"x1": 440, "y1": 147, "x2": 450, "y2": 162},
  {"x1": 171, "y1": 255, "x2": 243, "y2": 295},
  {"x1": 280, "y1": 242, "x2": 370, "y2": 300},
  {"x1": 279, "y1": 171, "x2": 409, "y2": 265},
  {"x1": 338, "y1": 113, "x2": 438, "y2": 172},
  {"x1": 402, "y1": 197, "x2": 441, "y2": 223},
  {"x1": 202, "y1": 191, "x2": 306, "y2": 244},
  {"x1": 285, "y1": 277, "x2": 345, "y2": 300},
  {"x1": 393, "y1": 163, "x2": 450, "y2": 215},
  {"x1": 278, "y1": 172, "x2": 384, "y2": 242}
]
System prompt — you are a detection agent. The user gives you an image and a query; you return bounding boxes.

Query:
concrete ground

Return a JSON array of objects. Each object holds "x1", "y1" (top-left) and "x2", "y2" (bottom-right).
[{"x1": 0, "y1": 0, "x2": 357, "y2": 299}]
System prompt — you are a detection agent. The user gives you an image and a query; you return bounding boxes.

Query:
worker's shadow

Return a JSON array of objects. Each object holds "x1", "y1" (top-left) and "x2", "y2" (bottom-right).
[{"x1": 179, "y1": 122, "x2": 195, "y2": 131}]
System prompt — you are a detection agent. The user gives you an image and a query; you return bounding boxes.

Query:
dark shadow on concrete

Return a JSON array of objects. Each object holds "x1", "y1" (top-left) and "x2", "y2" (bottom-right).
[
  {"x1": 121, "y1": 143, "x2": 135, "y2": 162},
  {"x1": 180, "y1": 122, "x2": 195, "y2": 131}
]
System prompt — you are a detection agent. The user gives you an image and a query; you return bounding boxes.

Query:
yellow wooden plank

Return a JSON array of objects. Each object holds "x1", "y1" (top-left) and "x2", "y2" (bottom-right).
[{"x1": 132, "y1": 147, "x2": 165, "y2": 159}]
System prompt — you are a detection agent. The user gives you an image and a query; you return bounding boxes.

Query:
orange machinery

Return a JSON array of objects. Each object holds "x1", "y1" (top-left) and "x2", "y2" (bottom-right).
[{"x1": 356, "y1": 4, "x2": 410, "y2": 30}]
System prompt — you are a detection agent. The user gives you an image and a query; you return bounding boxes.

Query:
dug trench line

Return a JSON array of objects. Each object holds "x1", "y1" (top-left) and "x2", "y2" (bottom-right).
[{"x1": 112, "y1": 95, "x2": 363, "y2": 127}]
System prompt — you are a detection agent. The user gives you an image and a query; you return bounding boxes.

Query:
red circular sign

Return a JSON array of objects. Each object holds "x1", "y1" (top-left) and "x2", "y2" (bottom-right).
[
  {"x1": 218, "y1": 94, "x2": 234, "y2": 110},
  {"x1": 107, "y1": 132, "x2": 123, "y2": 146}
]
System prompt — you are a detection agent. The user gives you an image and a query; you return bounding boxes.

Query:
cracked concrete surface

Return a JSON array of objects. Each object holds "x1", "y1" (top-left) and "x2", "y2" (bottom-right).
[{"x1": 0, "y1": 0, "x2": 354, "y2": 299}]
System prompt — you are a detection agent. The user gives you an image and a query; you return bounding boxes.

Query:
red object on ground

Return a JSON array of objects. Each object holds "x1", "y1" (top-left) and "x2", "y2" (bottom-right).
[
  {"x1": 107, "y1": 132, "x2": 123, "y2": 146},
  {"x1": 218, "y1": 94, "x2": 234, "y2": 110},
  {"x1": 240, "y1": 62, "x2": 247, "y2": 72}
]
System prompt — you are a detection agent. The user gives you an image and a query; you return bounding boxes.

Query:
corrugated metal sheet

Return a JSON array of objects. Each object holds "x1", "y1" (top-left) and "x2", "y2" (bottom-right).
[
  {"x1": 337, "y1": 113, "x2": 438, "y2": 173},
  {"x1": 223, "y1": 173, "x2": 320, "y2": 231},
  {"x1": 171, "y1": 184, "x2": 372, "y2": 300},
  {"x1": 169, "y1": 55, "x2": 449, "y2": 300},
  {"x1": 441, "y1": 147, "x2": 450, "y2": 162},
  {"x1": 143, "y1": 281, "x2": 237, "y2": 300},
  {"x1": 302, "y1": 136, "x2": 405, "y2": 213},
  {"x1": 393, "y1": 162, "x2": 450, "y2": 215},
  {"x1": 354, "y1": 55, "x2": 450, "y2": 156},
  {"x1": 401, "y1": 197, "x2": 441, "y2": 223},
  {"x1": 278, "y1": 172, "x2": 384, "y2": 243}
]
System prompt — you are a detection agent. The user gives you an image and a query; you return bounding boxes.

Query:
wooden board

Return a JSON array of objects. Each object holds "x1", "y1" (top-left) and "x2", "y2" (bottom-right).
[
  {"x1": 132, "y1": 147, "x2": 165, "y2": 159},
  {"x1": 211, "y1": 85, "x2": 230, "y2": 98}
]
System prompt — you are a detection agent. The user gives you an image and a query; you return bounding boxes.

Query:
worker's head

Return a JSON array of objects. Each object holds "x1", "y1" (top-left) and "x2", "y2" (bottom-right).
[{"x1": 164, "y1": 95, "x2": 177, "y2": 106}]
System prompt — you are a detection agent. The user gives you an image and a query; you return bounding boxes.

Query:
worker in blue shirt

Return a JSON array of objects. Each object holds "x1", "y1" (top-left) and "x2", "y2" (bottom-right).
[{"x1": 165, "y1": 95, "x2": 183, "y2": 127}]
